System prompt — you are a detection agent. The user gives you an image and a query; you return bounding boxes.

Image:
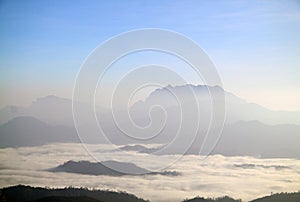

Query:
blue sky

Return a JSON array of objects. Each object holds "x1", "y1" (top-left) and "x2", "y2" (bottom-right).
[{"x1": 0, "y1": 0, "x2": 300, "y2": 110}]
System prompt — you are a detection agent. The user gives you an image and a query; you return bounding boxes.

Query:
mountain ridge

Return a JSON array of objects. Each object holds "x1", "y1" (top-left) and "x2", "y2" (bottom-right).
[{"x1": 1, "y1": 85, "x2": 300, "y2": 125}]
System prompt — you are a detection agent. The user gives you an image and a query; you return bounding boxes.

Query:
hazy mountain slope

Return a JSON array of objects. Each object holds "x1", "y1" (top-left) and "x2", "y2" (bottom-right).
[
  {"x1": 179, "y1": 120, "x2": 300, "y2": 158},
  {"x1": 116, "y1": 121, "x2": 300, "y2": 158},
  {"x1": 130, "y1": 85, "x2": 300, "y2": 125},
  {"x1": 211, "y1": 121, "x2": 300, "y2": 158},
  {"x1": 0, "y1": 85, "x2": 299, "y2": 158},
  {"x1": 0, "y1": 95, "x2": 107, "y2": 126},
  {"x1": 1, "y1": 85, "x2": 300, "y2": 126},
  {"x1": 0, "y1": 116, "x2": 79, "y2": 148},
  {"x1": 1, "y1": 117, "x2": 299, "y2": 158}
]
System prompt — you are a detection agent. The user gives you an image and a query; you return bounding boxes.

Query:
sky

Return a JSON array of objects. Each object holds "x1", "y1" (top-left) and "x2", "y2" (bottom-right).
[{"x1": 0, "y1": 0, "x2": 300, "y2": 110}]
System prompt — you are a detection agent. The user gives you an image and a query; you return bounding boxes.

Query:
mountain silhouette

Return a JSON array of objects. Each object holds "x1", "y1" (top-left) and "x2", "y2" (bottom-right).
[
  {"x1": 113, "y1": 121, "x2": 300, "y2": 158},
  {"x1": 1, "y1": 117, "x2": 299, "y2": 158},
  {"x1": 0, "y1": 86, "x2": 300, "y2": 158},
  {"x1": 1, "y1": 185, "x2": 299, "y2": 202},
  {"x1": 211, "y1": 120, "x2": 300, "y2": 158},
  {"x1": 130, "y1": 85, "x2": 300, "y2": 125},
  {"x1": 0, "y1": 95, "x2": 107, "y2": 126},
  {"x1": 1, "y1": 86, "x2": 300, "y2": 126},
  {"x1": 48, "y1": 160, "x2": 180, "y2": 176},
  {"x1": 117, "y1": 145, "x2": 161, "y2": 153},
  {"x1": 0, "y1": 185, "x2": 148, "y2": 202},
  {"x1": 0, "y1": 116, "x2": 78, "y2": 148}
]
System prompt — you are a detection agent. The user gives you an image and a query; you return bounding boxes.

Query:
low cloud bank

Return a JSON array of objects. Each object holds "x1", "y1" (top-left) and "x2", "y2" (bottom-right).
[{"x1": 0, "y1": 143, "x2": 299, "y2": 202}]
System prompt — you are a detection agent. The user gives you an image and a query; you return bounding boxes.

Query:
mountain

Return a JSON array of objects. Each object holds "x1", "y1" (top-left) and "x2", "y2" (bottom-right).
[
  {"x1": 49, "y1": 160, "x2": 180, "y2": 176},
  {"x1": 1, "y1": 85, "x2": 300, "y2": 126},
  {"x1": 117, "y1": 145, "x2": 161, "y2": 153},
  {"x1": 0, "y1": 116, "x2": 78, "y2": 148},
  {"x1": 0, "y1": 95, "x2": 107, "y2": 126},
  {"x1": 0, "y1": 95, "x2": 73, "y2": 126},
  {"x1": 211, "y1": 121, "x2": 300, "y2": 158},
  {"x1": 114, "y1": 121, "x2": 300, "y2": 158},
  {"x1": 130, "y1": 85, "x2": 300, "y2": 125},
  {"x1": 0, "y1": 85, "x2": 299, "y2": 158},
  {"x1": 0, "y1": 185, "x2": 148, "y2": 202},
  {"x1": 0, "y1": 116, "x2": 299, "y2": 158}
]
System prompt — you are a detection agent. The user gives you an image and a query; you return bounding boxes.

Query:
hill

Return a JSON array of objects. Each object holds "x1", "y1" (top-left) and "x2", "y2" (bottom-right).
[
  {"x1": 48, "y1": 160, "x2": 180, "y2": 176},
  {"x1": 1, "y1": 185, "x2": 299, "y2": 202},
  {"x1": 0, "y1": 185, "x2": 148, "y2": 202},
  {"x1": 249, "y1": 192, "x2": 300, "y2": 202},
  {"x1": 183, "y1": 192, "x2": 300, "y2": 202}
]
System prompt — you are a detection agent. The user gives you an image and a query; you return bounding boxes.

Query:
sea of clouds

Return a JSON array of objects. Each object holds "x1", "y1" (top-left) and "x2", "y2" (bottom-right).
[{"x1": 0, "y1": 143, "x2": 299, "y2": 202}]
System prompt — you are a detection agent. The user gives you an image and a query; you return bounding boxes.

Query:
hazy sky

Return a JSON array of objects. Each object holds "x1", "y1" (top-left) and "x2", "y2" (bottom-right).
[{"x1": 1, "y1": 0, "x2": 300, "y2": 110}]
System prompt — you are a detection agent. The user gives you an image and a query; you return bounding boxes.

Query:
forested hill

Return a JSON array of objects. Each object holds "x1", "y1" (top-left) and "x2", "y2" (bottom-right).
[
  {"x1": 0, "y1": 185, "x2": 299, "y2": 202},
  {"x1": 249, "y1": 192, "x2": 300, "y2": 202},
  {"x1": 0, "y1": 185, "x2": 148, "y2": 202},
  {"x1": 183, "y1": 192, "x2": 300, "y2": 202}
]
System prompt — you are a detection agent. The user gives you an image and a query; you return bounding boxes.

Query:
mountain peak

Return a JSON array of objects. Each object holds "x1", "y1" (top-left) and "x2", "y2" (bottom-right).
[{"x1": 35, "y1": 95, "x2": 70, "y2": 102}]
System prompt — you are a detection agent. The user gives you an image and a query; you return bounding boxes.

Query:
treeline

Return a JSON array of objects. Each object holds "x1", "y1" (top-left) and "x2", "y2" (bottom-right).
[
  {"x1": 0, "y1": 185, "x2": 149, "y2": 202},
  {"x1": 0, "y1": 185, "x2": 299, "y2": 202},
  {"x1": 250, "y1": 191, "x2": 300, "y2": 202},
  {"x1": 182, "y1": 192, "x2": 300, "y2": 202},
  {"x1": 183, "y1": 195, "x2": 241, "y2": 202}
]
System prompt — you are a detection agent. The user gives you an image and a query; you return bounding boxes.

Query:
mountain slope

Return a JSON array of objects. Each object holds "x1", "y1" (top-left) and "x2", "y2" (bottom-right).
[
  {"x1": 131, "y1": 85, "x2": 300, "y2": 125},
  {"x1": 116, "y1": 121, "x2": 300, "y2": 158},
  {"x1": 211, "y1": 121, "x2": 300, "y2": 158},
  {"x1": 0, "y1": 116, "x2": 78, "y2": 148},
  {"x1": 1, "y1": 86, "x2": 300, "y2": 126}
]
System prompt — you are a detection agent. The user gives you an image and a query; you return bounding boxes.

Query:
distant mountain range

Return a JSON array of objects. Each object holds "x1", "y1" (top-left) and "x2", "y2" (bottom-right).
[
  {"x1": 0, "y1": 116, "x2": 299, "y2": 158},
  {"x1": 131, "y1": 85, "x2": 300, "y2": 125},
  {"x1": 117, "y1": 120, "x2": 300, "y2": 158},
  {"x1": 49, "y1": 160, "x2": 180, "y2": 176},
  {"x1": 0, "y1": 85, "x2": 299, "y2": 158},
  {"x1": 1, "y1": 85, "x2": 299, "y2": 126},
  {"x1": 1, "y1": 185, "x2": 300, "y2": 202},
  {"x1": 0, "y1": 95, "x2": 107, "y2": 127}
]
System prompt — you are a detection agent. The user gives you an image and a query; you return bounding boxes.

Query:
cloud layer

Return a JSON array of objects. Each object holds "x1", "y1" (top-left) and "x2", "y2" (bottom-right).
[{"x1": 0, "y1": 143, "x2": 299, "y2": 202}]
